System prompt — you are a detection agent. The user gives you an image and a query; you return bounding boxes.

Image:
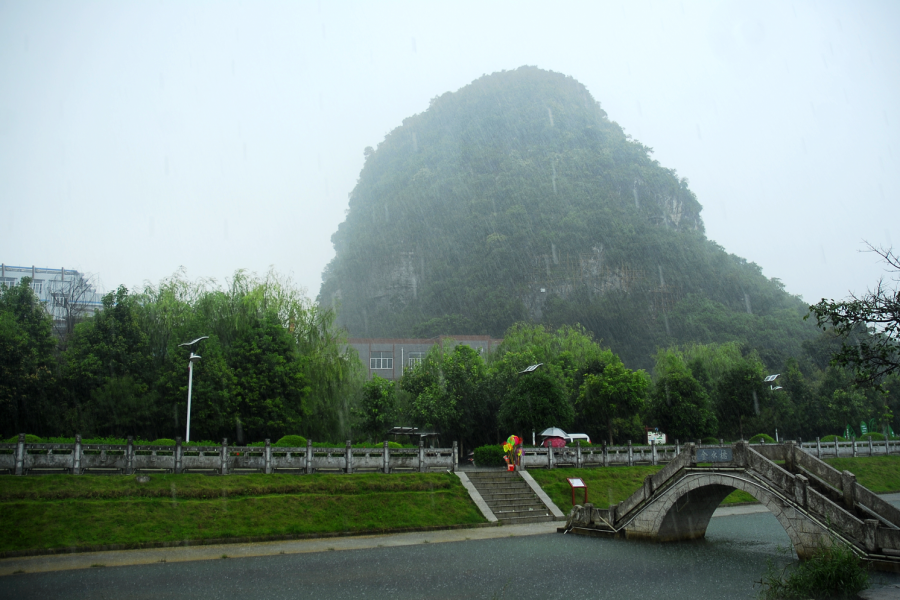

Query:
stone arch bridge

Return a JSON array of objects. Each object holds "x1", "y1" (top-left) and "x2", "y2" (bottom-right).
[{"x1": 564, "y1": 441, "x2": 900, "y2": 571}]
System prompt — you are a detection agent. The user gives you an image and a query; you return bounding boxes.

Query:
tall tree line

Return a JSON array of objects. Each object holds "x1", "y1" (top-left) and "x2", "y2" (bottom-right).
[
  {"x1": 0, "y1": 270, "x2": 363, "y2": 442},
  {"x1": 355, "y1": 324, "x2": 900, "y2": 451}
]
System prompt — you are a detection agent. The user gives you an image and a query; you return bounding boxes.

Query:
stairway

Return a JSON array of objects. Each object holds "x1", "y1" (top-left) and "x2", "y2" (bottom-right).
[{"x1": 466, "y1": 471, "x2": 554, "y2": 524}]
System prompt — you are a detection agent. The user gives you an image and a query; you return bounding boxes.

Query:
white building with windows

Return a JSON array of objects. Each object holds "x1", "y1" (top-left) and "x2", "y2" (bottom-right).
[
  {"x1": 0, "y1": 264, "x2": 103, "y2": 334},
  {"x1": 348, "y1": 335, "x2": 503, "y2": 380}
]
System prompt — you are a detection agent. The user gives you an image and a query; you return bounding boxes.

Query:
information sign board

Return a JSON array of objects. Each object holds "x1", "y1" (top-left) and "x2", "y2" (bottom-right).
[
  {"x1": 647, "y1": 431, "x2": 666, "y2": 445},
  {"x1": 567, "y1": 477, "x2": 587, "y2": 505}
]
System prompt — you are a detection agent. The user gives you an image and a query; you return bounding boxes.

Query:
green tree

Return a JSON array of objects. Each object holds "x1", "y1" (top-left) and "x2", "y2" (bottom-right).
[
  {"x1": 227, "y1": 313, "x2": 309, "y2": 443},
  {"x1": 401, "y1": 341, "x2": 495, "y2": 450},
  {"x1": 0, "y1": 279, "x2": 58, "y2": 436},
  {"x1": 715, "y1": 355, "x2": 767, "y2": 440},
  {"x1": 356, "y1": 375, "x2": 396, "y2": 440},
  {"x1": 64, "y1": 285, "x2": 155, "y2": 435},
  {"x1": 498, "y1": 368, "x2": 573, "y2": 439},
  {"x1": 576, "y1": 357, "x2": 649, "y2": 445},
  {"x1": 807, "y1": 244, "x2": 900, "y2": 384},
  {"x1": 649, "y1": 353, "x2": 717, "y2": 441}
]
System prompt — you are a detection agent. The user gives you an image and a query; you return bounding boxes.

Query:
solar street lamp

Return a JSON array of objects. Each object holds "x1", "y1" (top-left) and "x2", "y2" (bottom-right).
[
  {"x1": 518, "y1": 364, "x2": 543, "y2": 444},
  {"x1": 764, "y1": 374, "x2": 785, "y2": 442},
  {"x1": 179, "y1": 336, "x2": 209, "y2": 442}
]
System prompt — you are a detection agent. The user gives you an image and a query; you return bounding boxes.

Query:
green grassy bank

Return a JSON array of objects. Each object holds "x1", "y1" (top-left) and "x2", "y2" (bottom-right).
[
  {"x1": 0, "y1": 473, "x2": 484, "y2": 554},
  {"x1": 824, "y1": 456, "x2": 900, "y2": 493},
  {"x1": 2, "y1": 456, "x2": 897, "y2": 554},
  {"x1": 529, "y1": 455, "x2": 900, "y2": 512}
]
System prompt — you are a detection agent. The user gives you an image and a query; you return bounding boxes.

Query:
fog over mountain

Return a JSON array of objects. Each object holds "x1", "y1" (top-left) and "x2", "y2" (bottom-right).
[
  {"x1": 0, "y1": 1, "x2": 897, "y2": 311},
  {"x1": 319, "y1": 66, "x2": 821, "y2": 368}
]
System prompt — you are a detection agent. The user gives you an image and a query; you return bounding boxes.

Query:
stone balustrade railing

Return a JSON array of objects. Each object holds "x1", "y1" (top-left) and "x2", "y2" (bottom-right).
[
  {"x1": 0, "y1": 434, "x2": 456, "y2": 475},
  {"x1": 800, "y1": 437, "x2": 900, "y2": 459},
  {"x1": 521, "y1": 440, "x2": 684, "y2": 469},
  {"x1": 521, "y1": 437, "x2": 900, "y2": 469},
  {"x1": 2, "y1": 434, "x2": 896, "y2": 475}
]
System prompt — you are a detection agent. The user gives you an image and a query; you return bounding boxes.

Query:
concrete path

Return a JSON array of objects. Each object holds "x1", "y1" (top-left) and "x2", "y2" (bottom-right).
[{"x1": 0, "y1": 522, "x2": 559, "y2": 577}]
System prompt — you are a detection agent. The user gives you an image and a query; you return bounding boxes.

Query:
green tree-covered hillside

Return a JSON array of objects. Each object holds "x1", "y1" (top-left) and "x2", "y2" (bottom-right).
[{"x1": 319, "y1": 66, "x2": 817, "y2": 369}]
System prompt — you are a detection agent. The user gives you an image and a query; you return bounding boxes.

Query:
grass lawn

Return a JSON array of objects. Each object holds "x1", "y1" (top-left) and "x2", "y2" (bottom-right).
[
  {"x1": 0, "y1": 472, "x2": 485, "y2": 554},
  {"x1": 824, "y1": 455, "x2": 900, "y2": 494},
  {"x1": 528, "y1": 455, "x2": 900, "y2": 513}
]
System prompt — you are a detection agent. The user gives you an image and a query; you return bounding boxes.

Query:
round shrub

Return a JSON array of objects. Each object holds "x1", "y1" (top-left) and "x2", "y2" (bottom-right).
[
  {"x1": 749, "y1": 434, "x2": 776, "y2": 444},
  {"x1": 820, "y1": 435, "x2": 845, "y2": 443},
  {"x1": 274, "y1": 435, "x2": 308, "y2": 448},
  {"x1": 861, "y1": 432, "x2": 885, "y2": 441},
  {"x1": 702, "y1": 437, "x2": 722, "y2": 445},
  {"x1": 148, "y1": 438, "x2": 176, "y2": 446},
  {"x1": 473, "y1": 444, "x2": 506, "y2": 467}
]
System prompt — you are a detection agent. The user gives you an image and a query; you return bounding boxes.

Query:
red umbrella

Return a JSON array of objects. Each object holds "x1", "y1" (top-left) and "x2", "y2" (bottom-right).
[{"x1": 542, "y1": 436, "x2": 567, "y2": 448}]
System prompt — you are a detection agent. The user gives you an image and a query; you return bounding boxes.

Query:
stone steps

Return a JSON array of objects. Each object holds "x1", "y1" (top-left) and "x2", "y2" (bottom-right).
[{"x1": 466, "y1": 471, "x2": 553, "y2": 524}]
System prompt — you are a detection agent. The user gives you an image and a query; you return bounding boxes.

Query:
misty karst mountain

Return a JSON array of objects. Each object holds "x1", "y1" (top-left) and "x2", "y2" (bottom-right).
[{"x1": 319, "y1": 66, "x2": 816, "y2": 369}]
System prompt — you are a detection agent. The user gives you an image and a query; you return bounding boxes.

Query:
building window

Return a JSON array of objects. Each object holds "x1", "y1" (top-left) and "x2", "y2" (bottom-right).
[
  {"x1": 0, "y1": 277, "x2": 15, "y2": 288},
  {"x1": 407, "y1": 352, "x2": 425, "y2": 367},
  {"x1": 31, "y1": 279, "x2": 44, "y2": 294},
  {"x1": 370, "y1": 351, "x2": 393, "y2": 370}
]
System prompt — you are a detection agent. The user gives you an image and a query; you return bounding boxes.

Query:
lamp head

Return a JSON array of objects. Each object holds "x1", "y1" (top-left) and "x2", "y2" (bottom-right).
[{"x1": 179, "y1": 336, "x2": 209, "y2": 348}]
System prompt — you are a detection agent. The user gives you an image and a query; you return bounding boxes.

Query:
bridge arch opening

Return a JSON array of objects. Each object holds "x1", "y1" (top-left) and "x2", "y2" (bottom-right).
[{"x1": 636, "y1": 472, "x2": 805, "y2": 553}]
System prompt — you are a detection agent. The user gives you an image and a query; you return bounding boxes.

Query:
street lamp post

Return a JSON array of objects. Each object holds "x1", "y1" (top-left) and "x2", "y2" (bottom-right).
[
  {"x1": 765, "y1": 374, "x2": 783, "y2": 442},
  {"x1": 179, "y1": 336, "x2": 209, "y2": 443},
  {"x1": 518, "y1": 364, "x2": 543, "y2": 452}
]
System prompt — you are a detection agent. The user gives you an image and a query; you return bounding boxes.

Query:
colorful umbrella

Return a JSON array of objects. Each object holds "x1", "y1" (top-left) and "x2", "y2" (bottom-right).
[{"x1": 542, "y1": 436, "x2": 567, "y2": 448}]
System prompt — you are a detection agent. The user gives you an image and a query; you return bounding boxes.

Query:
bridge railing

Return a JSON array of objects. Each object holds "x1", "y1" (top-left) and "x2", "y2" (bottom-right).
[
  {"x1": 786, "y1": 442, "x2": 900, "y2": 531},
  {"x1": 615, "y1": 443, "x2": 695, "y2": 520},
  {"x1": 744, "y1": 443, "x2": 900, "y2": 556},
  {"x1": 0, "y1": 435, "x2": 456, "y2": 475}
]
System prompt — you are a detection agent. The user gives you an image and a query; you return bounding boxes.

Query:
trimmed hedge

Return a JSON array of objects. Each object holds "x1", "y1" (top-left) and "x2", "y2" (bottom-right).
[
  {"x1": 3, "y1": 434, "x2": 42, "y2": 444},
  {"x1": 702, "y1": 437, "x2": 722, "y2": 445},
  {"x1": 821, "y1": 435, "x2": 846, "y2": 443},
  {"x1": 749, "y1": 434, "x2": 776, "y2": 444},
  {"x1": 861, "y1": 433, "x2": 885, "y2": 441},
  {"x1": 473, "y1": 445, "x2": 506, "y2": 467}
]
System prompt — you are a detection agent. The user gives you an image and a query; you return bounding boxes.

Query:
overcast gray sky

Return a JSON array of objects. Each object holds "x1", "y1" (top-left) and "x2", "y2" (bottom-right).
[{"x1": 1, "y1": 0, "x2": 898, "y2": 307}]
